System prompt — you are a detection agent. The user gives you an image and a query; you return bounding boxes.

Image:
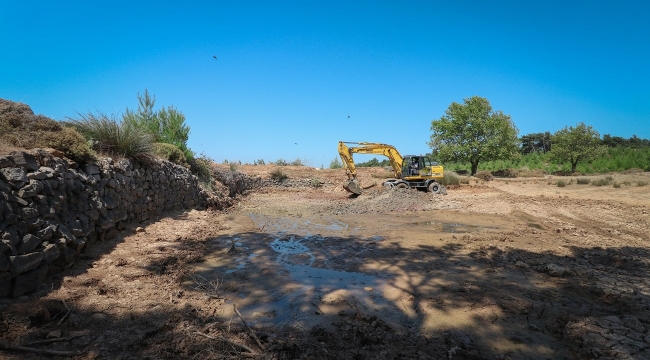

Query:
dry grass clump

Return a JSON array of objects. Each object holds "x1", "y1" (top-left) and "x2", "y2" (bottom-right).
[
  {"x1": 638, "y1": 181, "x2": 648, "y2": 187},
  {"x1": 491, "y1": 169, "x2": 518, "y2": 178},
  {"x1": 474, "y1": 170, "x2": 494, "y2": 181},
  {"x1": 591, "y1": 177, "x2": 614, "y2": 187},
  {"x1": 440, "y1": 171, "x2": 461, "y2": 185},
  {"x1": 577, "y1": 178, "x2": 591, "y2": 185},
  {"x1": 556, "y1": 179, "x2": 567, "y2": 187}
]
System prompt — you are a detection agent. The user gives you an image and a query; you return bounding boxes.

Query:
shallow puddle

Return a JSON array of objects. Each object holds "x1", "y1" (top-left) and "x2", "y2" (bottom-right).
[{"x1": 412, "y1": 221, "x2": 498, "y2": 233}]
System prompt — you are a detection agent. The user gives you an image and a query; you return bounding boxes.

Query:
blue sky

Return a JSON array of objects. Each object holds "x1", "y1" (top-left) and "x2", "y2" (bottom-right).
[{"x1": 2, "y1": 1, "x2": 648, "y2": 167}]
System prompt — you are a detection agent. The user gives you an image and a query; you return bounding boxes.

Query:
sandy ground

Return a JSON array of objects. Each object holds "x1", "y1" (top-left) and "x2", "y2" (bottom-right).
[{"x1": 1, "y1": 165, "x2": 649, "y2": 360}]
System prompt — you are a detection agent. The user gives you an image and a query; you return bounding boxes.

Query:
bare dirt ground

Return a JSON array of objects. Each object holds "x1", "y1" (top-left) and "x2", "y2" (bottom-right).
[{"x1": 1, "y1": 165, "x2": 650, "y2": 360}]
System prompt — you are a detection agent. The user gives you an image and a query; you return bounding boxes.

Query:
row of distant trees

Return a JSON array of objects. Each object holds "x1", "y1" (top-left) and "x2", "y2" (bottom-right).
[{"x1": 428, "y1": 96, "x2": 648, "y2": 174}]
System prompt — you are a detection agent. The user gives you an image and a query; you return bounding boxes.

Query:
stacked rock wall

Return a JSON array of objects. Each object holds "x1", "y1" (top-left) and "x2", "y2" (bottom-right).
[{"x1": 0, "y1": 149, "x2": 207, "y2": 297}]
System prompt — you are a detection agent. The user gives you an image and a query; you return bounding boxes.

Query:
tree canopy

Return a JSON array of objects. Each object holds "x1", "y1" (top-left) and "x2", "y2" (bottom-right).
[
  {"x1": 549, "y1": 122, "x2": 606, "y2": 173},
  {"x1": 429, "y1": 96, "x2": 519, "y2": 175}
]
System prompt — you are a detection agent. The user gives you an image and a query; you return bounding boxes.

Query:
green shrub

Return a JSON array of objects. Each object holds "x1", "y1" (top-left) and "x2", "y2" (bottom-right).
[
  {"x1": 556, "y1": 179, "x2": 567, "y2": 187},
  {"x1": 310, "y1": 178, "x2": 323, "y2": 188},
  {"x1": 253, "y1": 159, "x2": 265, "y2": 165},
  {"x1": 440, "y1": 171, "x2": 461, "y2": 185},
  {"x1": 153, "y1": 142, "x2": 188, "y2": 166},
  {"x1": 67, "y1": 112, "x2": 154, "y2": 161},
  {"x1": 460, "y1": 177, "x2": 470, "y2": 184},
  {"x1": 229, "y1": 162, "x2": 238, "y2": 171},
  {"x1": 274, "y1": 159, "x2": 288, "y2": 166},
  {"x1": 270, "y1": 168, "x2": 288, "y2": 182},
  {"x1": 577, "y1": 178, "x2": 590, "y2": 185}
]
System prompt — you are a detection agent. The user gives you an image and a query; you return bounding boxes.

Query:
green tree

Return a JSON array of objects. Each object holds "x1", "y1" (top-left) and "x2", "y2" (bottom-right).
[
  {"x1": 549, "y1": 122, "x2": 606, "y2": 173},
  {"x1": 429, "y1": 96, "x2": 519, "y2": 175},
  {"x1": 329, "y1": 157, "x2": 342, "y2": 169}
]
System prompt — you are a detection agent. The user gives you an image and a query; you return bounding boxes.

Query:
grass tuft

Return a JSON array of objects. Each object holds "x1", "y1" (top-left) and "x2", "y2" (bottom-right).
[
  {"x1": 66, "y1": 112, "x2": 154, "y2": 161},
  {"x1": 270, "y1": 168, "x2": 288, "y2": 182},
  {"x1": 577, "y1": 178, "x2": 591, "y2": 185},
  {"x1": 556, "y1": 179, "x2": 567, "y2": 187}
]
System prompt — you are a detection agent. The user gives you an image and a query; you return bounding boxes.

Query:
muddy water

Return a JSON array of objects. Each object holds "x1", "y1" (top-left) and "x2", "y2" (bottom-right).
[{"x1": 191, "y1": 212, "x2": 502, "y2": 330}]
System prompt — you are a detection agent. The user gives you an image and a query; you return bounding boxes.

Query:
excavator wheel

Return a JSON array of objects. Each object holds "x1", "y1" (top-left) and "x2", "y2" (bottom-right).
[
  {"x1": 428, "y1": 181, "x2": 441, "y2": 194},
  {"x1": 343, "y1": 179, "x2": 362, "y2": 195}
]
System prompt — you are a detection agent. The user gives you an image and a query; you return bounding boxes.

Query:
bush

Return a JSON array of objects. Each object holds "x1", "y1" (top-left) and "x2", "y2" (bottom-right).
[
  {"x1": 440, "y1": 171, "x2": 461, "y2": 185},
  {"x1": 67, "y1": 112, "x2": 154, "y2": 161},
  {"x1": 556, "y1": 179, "x2": 567, "y2": 187},
  {"x1": 270, "y1": 169, "x2": 288, "y2": 182},
  {"x1": 0, "y1": 109, "x2": 95, "y2": 162},
  {"x1": 638, "y1": 181, "x2": 648, "y2": 187},
  {"x1": 613, "y1": 182, "x2": 621, "y2": 188},
  {"x1": 153, "y1": 142, "x2": 188, "y2": 167},
  {"x1": 577, "y1": 178, "x2": 590, "y2": 185},
  {"x1": 474, "y1": 170, "x2": 494, "y2": 181},
  {"x1": 310, "y1": 178, "x2": 323, "y2": 188},
  {"x1": 274, "y1": 159, "x2": 288, "y2": 166},
  {"x1": 290, "y1": 158, "x2": 304, "y2": 166},
  {"x1": 189, "y1": 156, "x2": 213, "y2": 184}
]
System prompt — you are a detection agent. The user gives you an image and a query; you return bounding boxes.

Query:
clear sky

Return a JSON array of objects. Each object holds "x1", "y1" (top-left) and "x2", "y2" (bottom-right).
[{"x1": 2, "y1": 1, "x2": 648, "y2": 167}]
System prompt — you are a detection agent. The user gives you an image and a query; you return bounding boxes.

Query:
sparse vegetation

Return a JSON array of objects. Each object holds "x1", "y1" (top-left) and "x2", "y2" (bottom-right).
[
  {"x1": 556, "y1": 179, "x2": 567, "y2": 187},
  {"x1": 274, "y1": 159, "x2": 288, "y2": 166},
  {"x1": 229, "y1": 162, "x2": 238, "y2": 172},
  {"x1": 638, "y1": 181, "x2": 648, "y2": 187},
  {"x1": 577, "y1": 178, "x2": 591, "y2": 185},
  {"x1": 613, "y1": 182, "x2": 621, "y2": 188}
]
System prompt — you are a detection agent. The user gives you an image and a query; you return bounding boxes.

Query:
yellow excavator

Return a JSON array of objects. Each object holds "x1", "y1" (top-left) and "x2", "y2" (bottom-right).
[{"x1": 338, "y1": 141, "x2": 445, "y2": 195}]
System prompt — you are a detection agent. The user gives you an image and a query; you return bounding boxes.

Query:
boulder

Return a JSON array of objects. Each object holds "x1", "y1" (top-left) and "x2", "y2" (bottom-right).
[
  {"x1": 10, "y1": 252, "x2": 43, "y2": 275},
  {"x1": 0, "y1": 167, "x2": 28, "y2": 183},
  {"x1": 17, "y1": 234, "x2": 42, "y2": 254},
  {"x1": 10, "y1": 152, "x2": 39, "y2": 171}
]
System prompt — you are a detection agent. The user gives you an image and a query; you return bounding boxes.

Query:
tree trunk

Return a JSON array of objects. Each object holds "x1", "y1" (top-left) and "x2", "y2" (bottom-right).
[
  {"x1": 571, "y1": 161, "x2": 578, "y2": 173},
  {"x1": 471, "y1": 162, "x2": 479, "y2": 175}
]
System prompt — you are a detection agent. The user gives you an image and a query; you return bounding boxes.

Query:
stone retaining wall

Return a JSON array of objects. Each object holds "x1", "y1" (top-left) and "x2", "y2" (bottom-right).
[{"x1": 0, "y1": 149, "x2": 207, "y2": 297}]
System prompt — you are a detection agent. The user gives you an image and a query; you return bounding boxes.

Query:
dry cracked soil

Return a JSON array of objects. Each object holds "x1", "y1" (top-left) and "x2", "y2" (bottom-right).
[{"x1": 1, "y1": 165, "x2": 649, "y2": 360}]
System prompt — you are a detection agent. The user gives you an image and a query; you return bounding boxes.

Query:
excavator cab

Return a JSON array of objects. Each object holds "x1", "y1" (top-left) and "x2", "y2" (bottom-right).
[{"x1": 402, "y1": 156, "x2": 432, "y2": 178}]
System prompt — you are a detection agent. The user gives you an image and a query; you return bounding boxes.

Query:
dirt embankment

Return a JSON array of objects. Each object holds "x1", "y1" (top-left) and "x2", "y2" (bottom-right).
[{"x1": 1, "y1": 166, "x2": 649, "y2": 360}]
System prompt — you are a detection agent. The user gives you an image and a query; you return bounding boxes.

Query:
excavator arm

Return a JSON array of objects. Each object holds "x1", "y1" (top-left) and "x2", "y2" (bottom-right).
[{"x1": 338, "y1": 141, "x2": 405, "y2": 194}]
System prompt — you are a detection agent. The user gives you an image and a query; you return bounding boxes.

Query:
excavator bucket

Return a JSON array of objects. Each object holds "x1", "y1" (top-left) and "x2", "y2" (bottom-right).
[{"x1": 343, "y1": 179, "x2": 362, "y2": 195}]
